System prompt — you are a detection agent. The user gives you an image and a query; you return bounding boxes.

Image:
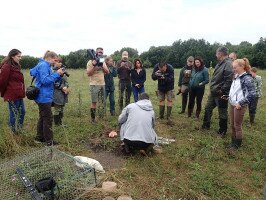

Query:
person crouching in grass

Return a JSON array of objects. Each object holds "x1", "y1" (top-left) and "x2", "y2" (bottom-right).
[{"x1": 227, "y1": 58, "x2": 256, "y2": 150}]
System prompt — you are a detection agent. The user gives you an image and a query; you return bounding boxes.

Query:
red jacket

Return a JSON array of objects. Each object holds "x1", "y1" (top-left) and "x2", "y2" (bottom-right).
[{"x1": 0, "y1": 62, "x2": 25, "y2": 101}]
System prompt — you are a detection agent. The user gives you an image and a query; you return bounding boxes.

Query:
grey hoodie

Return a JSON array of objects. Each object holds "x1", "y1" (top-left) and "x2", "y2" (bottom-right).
[{"x1": 119, "y1": 99, "x2": 158, "y2": 144}]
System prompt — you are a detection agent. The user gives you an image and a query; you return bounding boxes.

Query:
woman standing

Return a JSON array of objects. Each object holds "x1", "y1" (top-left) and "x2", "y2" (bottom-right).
[
  {"x1": 188, "y1": 57, "x2": 209, "y2": 118},
  {"x1": 30, "y1": 51, "x2": 64, "y2": 146},
  {"x1": 227, "y1": 58, "x2": 256, "y2": 149},
  {"x1": 0, "y1": 49, "x2": 25, "y2": 134},
  {"x1": 131, "y1": 59, "x2": 146, "y2": 102}
]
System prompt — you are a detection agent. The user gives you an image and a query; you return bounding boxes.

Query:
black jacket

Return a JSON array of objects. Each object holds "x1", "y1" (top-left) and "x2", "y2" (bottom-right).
[
  {"x1": 152, "y1": 63, "x2": 174, "y2": 92},
  {"x1": 131, "y1": 68, "x2": 146, "y2": 87}
]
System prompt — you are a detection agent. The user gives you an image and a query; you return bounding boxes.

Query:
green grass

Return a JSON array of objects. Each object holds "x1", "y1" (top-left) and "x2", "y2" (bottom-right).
[{"x1": 0, "y1": 69, "x2": 265, "y2": 200}]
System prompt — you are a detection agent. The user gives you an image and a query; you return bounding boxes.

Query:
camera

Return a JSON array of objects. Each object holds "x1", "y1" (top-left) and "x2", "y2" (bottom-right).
[
  {"x1": 87, "y1": 49, "x2": 105, "y2": 67},
  {"x1": 155, "y1": 70, "x2": 165, "y2": 79},
  {"x1": 61, "y1": 64, "x2": 70, "y2": 77}
]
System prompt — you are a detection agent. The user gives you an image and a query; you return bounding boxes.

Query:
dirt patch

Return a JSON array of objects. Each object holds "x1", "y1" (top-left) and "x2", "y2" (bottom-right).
[
  {"x1": 93, "y1": 151, "x2": 124, "y2": 170},
  {"x1": 86, "y1": 130, "x2": 125, "y2": 170}
]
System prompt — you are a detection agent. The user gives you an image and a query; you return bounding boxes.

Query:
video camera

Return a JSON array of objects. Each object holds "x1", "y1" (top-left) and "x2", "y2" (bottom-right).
[
  {"x1": 61, "y1": 64, "x2": 70, "y2": 77},
  {"x1": 87, "y1": 49, "x2": 105, "y2": 67}
]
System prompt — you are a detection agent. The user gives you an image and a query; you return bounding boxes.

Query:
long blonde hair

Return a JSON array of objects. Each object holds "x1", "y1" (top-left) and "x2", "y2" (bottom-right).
[{"x1": 233, "y1": 58, "x2": 251, "y2": 72}]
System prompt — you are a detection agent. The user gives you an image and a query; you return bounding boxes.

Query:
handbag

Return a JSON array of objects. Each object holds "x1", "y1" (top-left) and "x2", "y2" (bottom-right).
[{"x1": 26, "y1": 77, "x2": 40, "y2": 100}]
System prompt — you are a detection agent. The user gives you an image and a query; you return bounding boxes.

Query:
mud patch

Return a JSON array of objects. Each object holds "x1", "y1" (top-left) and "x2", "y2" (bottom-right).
[
  {"x1": 86, "y1": 130, "x2": 125, "y2": 170},
  {"x1": 93, "y1": 151, "x2": 124, "y2": 170}
]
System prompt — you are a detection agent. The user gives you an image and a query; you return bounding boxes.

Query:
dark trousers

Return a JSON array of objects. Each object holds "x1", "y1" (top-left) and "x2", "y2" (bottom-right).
[
  {"x1": 188, "y1": 87, "x2": 205, "y2": 113},
  {"x1": 8, "y1": 99, "x2": 25, "y2": 133},
  {"x1": 123, "y1": 139, "x2": 152, "y2": 151},
  {"x1": 132, "y1": 86, "x2": 145, "y2": 102},
  {"x1": 119, "y1": 80, "x2": 131, "y2": 110},
  {"x1": 181, "y1": 91, "x2": 189, "y2": 112},
  {"x1": 37, "y1": 103, "x2": 53, "y2": 142},
  {"x1": 106, "y1": 89, "x2": 115, "y2": 113},
  {"x1": 202, "y1": 93, "x2": 229, "y2": 131},
  {"x1": 248, "y1": 97, "x2": 259, "y2": 115}
]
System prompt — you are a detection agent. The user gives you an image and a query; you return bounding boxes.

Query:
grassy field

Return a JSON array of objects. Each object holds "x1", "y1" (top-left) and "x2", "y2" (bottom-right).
[{"x1": 0, "y1": 68, "x2": 265, "y2": 200}]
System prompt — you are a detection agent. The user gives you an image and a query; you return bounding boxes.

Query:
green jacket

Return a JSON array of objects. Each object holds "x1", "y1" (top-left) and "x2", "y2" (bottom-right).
[{"x1": 189, "y1": 67, "x2": 209, "y2": 88}]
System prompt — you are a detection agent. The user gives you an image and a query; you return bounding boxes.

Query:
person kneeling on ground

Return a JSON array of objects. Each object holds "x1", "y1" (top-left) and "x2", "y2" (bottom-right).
[{"x1": 118, "y1": 92, "x2": 158, "y2": 155}]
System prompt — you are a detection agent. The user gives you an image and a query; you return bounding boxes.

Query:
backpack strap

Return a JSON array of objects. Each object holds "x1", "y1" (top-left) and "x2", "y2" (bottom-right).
[{"x1": 30, "y1": 77, "x2": 36, "y2": 86}]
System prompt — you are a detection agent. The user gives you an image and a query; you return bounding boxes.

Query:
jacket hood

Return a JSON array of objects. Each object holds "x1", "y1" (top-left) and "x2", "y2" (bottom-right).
[{"x1": 136, "y1": 99, "x2": 153, "y2": 111}]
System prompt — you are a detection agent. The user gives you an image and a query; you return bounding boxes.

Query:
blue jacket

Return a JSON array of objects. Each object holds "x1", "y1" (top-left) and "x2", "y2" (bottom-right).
[
  {"x1": 239, "y1": 73, "x2": 256, "y2": 107},
  {"x1": 30, "y1": 59, "x2": 61, "y2": 103}
]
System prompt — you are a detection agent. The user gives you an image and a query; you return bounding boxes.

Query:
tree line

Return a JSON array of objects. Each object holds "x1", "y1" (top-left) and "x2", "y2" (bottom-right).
[{"x1": 1, "y1": 37, "x2": 266, "y2": 69}]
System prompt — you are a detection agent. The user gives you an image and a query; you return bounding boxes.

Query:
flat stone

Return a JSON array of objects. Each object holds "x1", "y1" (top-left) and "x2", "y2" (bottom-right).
[
  {"x1": 117, "y1": 195, "x2": 133, "y2": 200},
  {"x1": 102, "y1": 181, "x2": 117, "y2": 192}
]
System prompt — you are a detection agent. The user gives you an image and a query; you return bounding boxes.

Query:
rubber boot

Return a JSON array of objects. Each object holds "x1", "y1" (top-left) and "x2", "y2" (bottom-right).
[
  {"x1": 53, "y1": 115, "x2": 60, "y2": 126},
  {"x1": 166, "y1": 106, "x2": 172, "y2": 120},
  {"x1": 234, "y1": 139, "x2": 242, "y2": 149},
  {"x1": 59, "y1": 112, "x2": 63, "y2": 125},
  {"x1": 159, "y1": 106, "x2": 165, "y2": 119},
  {"x1": 91, "y1": 108, "x2": 96, "y2": 123},
  {"x1": 250, "y1": 114, "x2": 255, "y2": 124},
  {"x1": 227, "y1": 137, "x2": 236, "y2": 149}
]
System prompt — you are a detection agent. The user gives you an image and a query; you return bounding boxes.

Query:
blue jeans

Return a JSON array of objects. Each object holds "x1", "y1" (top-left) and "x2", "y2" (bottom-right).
[
  {"x1": 132, "y1": 86, "x2": 145, "y2": 102},
  {"x1": 8, "y1": 99, "x2": 25, "y2": 133}
]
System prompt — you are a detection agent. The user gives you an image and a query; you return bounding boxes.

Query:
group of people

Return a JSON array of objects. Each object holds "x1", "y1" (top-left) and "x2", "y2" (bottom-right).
[
  {"x1": 0, "y1": 46, "x2": 263, "y2": 152},
  {"x1": 86, "y1": 48, "x2": 146, "y2": 122}
]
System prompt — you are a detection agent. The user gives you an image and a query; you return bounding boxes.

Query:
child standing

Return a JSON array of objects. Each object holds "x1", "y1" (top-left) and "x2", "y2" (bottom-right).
[
  {"x1": 104, "y1": 56, "x2": 117, "y2": 116},
  {"x1": 52, "y1": 58, "x2": 69, "y2": 126},
  {"x1": 247, "y1": 67, "x2": 263, "y2": 127},
  {"x1": 227, "y1": 58, "x2": 256, "y2": 150}
]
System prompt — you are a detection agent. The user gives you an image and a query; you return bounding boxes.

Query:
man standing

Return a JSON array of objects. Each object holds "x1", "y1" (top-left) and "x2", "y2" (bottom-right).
[
  {"x1": 229, "y1": 52, "x2": 237, "y2": 61},
  {"x1": 152, "y1": 62, "x2": 175, "y2": 122},
  {"x1": 86, "y1": 47, "x2": 109, "y2": 122},
  {"x1": 202, "y1": 47, "x2": 233, "y2": 137},
  {"x1": 177, "y1": 56, "x2": 194, "y2": 114},
  {"x1": 116, "y1": 51, "x2": 133, "y2": 111}
]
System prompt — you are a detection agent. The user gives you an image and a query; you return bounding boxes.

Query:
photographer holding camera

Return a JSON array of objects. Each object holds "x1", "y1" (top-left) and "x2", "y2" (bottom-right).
[
  {"x1": 116, "y1": 51, "x2": 133, "y2": 111},
  {"x1": 30, "y1": 50, "x2": 64, "y2": 146},
  {"x1": 52, "y1": 57, "x2": 70, "y2": 126},
  {"x1": 152, "y1": 62, "x2": 175, "y2": 123},
  {"x1": 86, "y1": 47, "x2": 109, "y2": 123}
]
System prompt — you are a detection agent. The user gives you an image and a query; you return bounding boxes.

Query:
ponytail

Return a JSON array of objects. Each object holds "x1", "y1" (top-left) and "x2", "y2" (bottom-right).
[
  {"x1": 43, "y1": 50, "x2": 58, "y2": 59},
  {"x1": 243, "y1": 58, "x2": 251, "y2": 72}
]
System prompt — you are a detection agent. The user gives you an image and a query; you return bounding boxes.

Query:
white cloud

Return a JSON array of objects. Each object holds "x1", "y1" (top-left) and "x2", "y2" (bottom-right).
[{"x1": 0, "y1": 0, "x2": 265, "y2": 57}]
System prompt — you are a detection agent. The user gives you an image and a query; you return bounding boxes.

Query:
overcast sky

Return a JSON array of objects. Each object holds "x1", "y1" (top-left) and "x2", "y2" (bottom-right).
[{"x1": 1, "y1": 0, "x2": 266, "y2": 57}]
